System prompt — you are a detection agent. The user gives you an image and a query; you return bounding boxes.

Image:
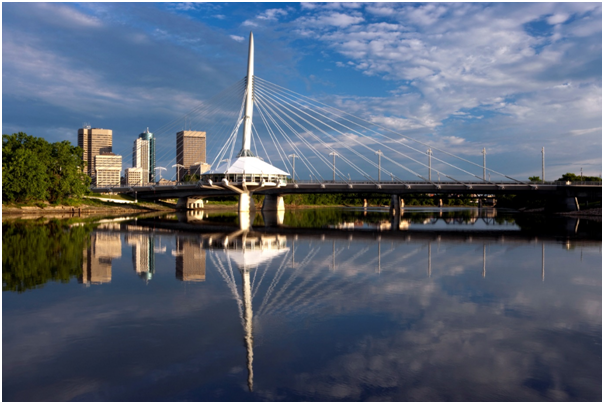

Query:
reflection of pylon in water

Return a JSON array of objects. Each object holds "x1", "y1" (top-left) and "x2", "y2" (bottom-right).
[
  {"x1": 208, "y1": 231, "x2": 289, "y2": 393},
  {"x1": 242, "y1": 268, "x2": 254, "y2": 392}
]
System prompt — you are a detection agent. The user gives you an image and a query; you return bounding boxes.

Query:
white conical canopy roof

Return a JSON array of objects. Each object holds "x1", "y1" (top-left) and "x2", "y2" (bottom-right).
[
  {"x1": 223, "y1": 247, "x2": 289, "y2": 269},
  {"x1": 208, "y1": 156, "x2": 289, "y2": 176}
]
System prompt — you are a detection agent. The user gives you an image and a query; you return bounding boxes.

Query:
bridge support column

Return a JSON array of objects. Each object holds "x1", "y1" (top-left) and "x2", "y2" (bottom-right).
[
  {"x1": 176, "y1": 197, "x2": 205, "y2": 210},
  {"x1": 238, "y1": 192, "x2": 255, "y2": 213},
  {"x1": 389, "y1": 195, "x2": 402, "y2": 216},
  {"x1": 262, "y1": 194, "x2": 284, "y2": 212},
  {"x1": 561, "y1": 197, "x2": 580, "y2": 212}
]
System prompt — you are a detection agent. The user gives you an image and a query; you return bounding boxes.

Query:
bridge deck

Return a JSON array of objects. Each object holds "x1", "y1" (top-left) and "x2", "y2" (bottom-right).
[{"x1": 90, "y1": 180, "x2": 601, "y2": 200}]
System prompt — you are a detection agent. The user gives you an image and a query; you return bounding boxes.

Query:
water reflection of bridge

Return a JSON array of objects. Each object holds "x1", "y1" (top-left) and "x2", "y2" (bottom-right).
[
  {"x1": 198, "y1": 228, "x2": 553, "y2": 392},
  {"x1": 180, "y1": 207, "x2": 503, "y2": 231},
  {"x1": 81, "y1": 216, "x2": 596, "y2": 391}
]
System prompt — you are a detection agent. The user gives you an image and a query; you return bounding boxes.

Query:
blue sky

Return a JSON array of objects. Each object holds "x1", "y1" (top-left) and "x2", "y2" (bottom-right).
[{"x1": 2, "y1": 2, "x2": 602, "y2": 180}]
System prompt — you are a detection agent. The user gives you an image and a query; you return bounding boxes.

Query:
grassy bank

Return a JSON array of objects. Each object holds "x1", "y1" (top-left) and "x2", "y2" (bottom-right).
[{"x1": 2, "y1": 196, "x2": 175, "y2": 216}]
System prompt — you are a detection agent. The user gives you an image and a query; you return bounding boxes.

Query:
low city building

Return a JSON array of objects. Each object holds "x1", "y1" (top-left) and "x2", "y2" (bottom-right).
[
  {"x1": 188, "y1": 162, "x2": 211, "y2": 177},
  {"x1": 125, "y1": 167, "x2": 144, "y2": 186},
  {"x1": 94, "y1": 152, "x2": 122, "y2": 186}
]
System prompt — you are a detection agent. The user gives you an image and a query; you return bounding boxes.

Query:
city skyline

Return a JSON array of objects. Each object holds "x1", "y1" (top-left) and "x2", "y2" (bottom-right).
[{"x1": 2, "y1": 2, "x2": 601, "y2": 180}]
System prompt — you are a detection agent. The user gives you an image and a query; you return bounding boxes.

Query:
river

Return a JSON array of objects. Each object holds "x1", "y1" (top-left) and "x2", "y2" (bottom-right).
[{"x1": 2, "y1": 208, "x2": 601, "y2": 401}]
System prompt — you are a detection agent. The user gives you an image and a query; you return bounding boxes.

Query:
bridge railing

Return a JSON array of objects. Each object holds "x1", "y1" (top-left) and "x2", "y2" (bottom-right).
[{"x1": 529, "y1": 181, "x2": 602, "y2": 186}]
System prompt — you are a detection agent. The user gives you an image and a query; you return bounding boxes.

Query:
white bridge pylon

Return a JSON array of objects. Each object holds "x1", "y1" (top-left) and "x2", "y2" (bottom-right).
[
  {"x1": 201, "y1": 32, "x2": 289, "y2": 213},
  {"x1": 118, "y1": 32, "x2": 560, "y2": 213},
  {"x1": 193, "y1": 32, "x2": 529, "y2": 206}
]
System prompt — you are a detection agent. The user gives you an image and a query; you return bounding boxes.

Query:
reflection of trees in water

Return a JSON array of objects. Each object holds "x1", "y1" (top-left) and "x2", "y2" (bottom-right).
[
  {"x1": 2, "y1": 219, "x2": 95, "y2": 292},
  {"x1": 282, "y1": 208, "x2": 516, "y2": 227}
]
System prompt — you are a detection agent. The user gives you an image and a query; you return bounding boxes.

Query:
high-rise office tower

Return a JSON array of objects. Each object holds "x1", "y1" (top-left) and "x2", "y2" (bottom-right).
[
  {"x1": 132, "y1": 137, "x2": 149, "y2": 183},
  {"x1": 135, "y1": 128, "x2": 155, "y2": 183},
  {"x1": 176, "y1": 130, "x2": 206, "y2": 179},
  {"x1": 78, "y1": 126, "x2": 113, "y2": 177}
]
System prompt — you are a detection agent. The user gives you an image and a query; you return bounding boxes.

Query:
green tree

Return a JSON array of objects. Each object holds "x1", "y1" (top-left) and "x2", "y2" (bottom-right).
[
  {"x1": 48, "y1": 141, "x2": 90, "y2": 202},
  {"x1": 557, "y1": 173, "x2": 602, "y2": 182},
  {"x1": 2, "y1": 133, "x2": 51, "y2": 202},
  {"x1": 528, "y1": 176, "x2": 541, "y2": 182},
  {"x1": 2, "y1": 133, "x2": 90, "y2": 203}
]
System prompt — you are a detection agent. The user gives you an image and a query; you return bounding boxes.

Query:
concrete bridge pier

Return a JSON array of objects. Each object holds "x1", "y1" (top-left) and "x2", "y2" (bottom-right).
[
  {"x1": 390, "y1": 195, "x2": 403, "y2": 216},
  {"x1": 262, "y1": 194, "x2": 285, "y2": 212},
  {"x1": 238, "y1": 192, "x2": 256, "y2": 213},
  {"x1": 176, "y1": 197, "x2": 205, "y2": 210},
  {"x1": 562, "y1": 196, "x2": 580, "y2": 212}
]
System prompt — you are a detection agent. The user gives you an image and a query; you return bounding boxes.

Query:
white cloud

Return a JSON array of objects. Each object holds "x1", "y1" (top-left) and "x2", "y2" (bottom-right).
[
  {"x1": 257, "y1": 8, "x2": 288, "y2": 21},
  {"x1": 295, "y1": 12, "x2": 364, "y2": 28},
  {"x1": 242, "y1": 19, "x2": 259, "y2": 27},
  {"x1": 230, "y1": 35, "x2": 245, "y2": 42},
  {"x1": 547, "y1": 13, "x2": 569, "y2": 25},
  {"x1": 37, "y1": 2, "x2": 102, "y2": 27},
  {"x1": 171, "y1": 2, "x2": 200, "y2": 12},
  {"x1": 570, "y1": 127, "x2": 601, "y2": 136},
  {"x1": 293, "y1": 2, "x2": 601, "y2": 154},
  {"x1": 442, "y1": 136, "x2": 465, "y2": 145}
]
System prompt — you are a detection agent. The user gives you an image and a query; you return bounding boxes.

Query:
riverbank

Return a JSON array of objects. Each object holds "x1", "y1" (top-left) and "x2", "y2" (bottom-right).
[{"x1": 2, "y1": 198, "x2": 175, "y2": 219}]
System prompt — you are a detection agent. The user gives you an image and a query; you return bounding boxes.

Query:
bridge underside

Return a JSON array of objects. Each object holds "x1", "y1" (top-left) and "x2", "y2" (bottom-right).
[{"x1": 92, "y1": 182, "x2": 602, "y2": 202}]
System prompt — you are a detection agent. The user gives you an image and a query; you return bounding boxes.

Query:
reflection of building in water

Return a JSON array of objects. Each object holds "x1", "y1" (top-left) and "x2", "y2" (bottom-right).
[
  {"x1": 330, "y1": 220, "x2": 410, "y2": 231},
  {"x1": 126, "y1": 234, "x2": 155, "y2": 281},
  {"x1": 80, "y1": 232, "x2": 121, "y2": 285},
  {"x1": 173, "y1": 237, "x2": 206, "y2": 282}
]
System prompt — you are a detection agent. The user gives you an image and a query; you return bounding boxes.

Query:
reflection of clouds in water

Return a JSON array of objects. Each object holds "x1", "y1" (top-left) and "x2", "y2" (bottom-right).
[
  {"x1": 250, "y1": 241, "x2": 600, "y2": 401},
  {"x1": 3, "y1": 284, "x2": 236, "y2": 401},
  {"x1": 3, "y1": 232, "x2": 601, "y2": 401},
  {"x1": 263, "y1": 301, "x2": 597, "y2": 401}
]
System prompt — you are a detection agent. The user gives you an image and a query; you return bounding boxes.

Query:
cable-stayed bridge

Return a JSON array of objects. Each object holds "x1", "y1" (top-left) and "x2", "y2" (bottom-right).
[{"x1": 92, "y1": 33, "x2": 601, "y2": 212}]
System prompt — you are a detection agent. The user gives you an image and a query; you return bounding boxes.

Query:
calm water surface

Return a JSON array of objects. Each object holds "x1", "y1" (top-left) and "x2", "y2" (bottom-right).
[{"x1": 3, "y1": 208, "x2": 602, "y2": 401}]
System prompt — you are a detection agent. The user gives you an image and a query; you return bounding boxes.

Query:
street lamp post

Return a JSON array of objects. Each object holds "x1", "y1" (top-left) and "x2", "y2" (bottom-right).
[
  {"x1": 541, "y1": 147, "x2": 545, "y2": 183},
  {"x1": 375, "y1": 150, "x2": 383, "y2": 183},
  {"x1": 172, "y1": 164, "x2": 185, "y2": 183},
  {"x1": 288, "y1": 154, "x2": 298, "y2": 181},
  {"x1": 482, "y1": 148, "x2": 486, "y2": 181},
  {"x1": 155, "y1": 167, "x2": 167, "y2": 183},
  {"x1": 427, "y1": 148, "x2": 432, "y2": 181},
  {"x1": 329, "y1": 152, "x2": 338, "y2": 182}
]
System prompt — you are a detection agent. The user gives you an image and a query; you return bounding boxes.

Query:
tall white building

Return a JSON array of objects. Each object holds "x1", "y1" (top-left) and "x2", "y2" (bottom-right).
[{"x1": 132, "y1": 137, "x2": 150, "y2": 184}]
